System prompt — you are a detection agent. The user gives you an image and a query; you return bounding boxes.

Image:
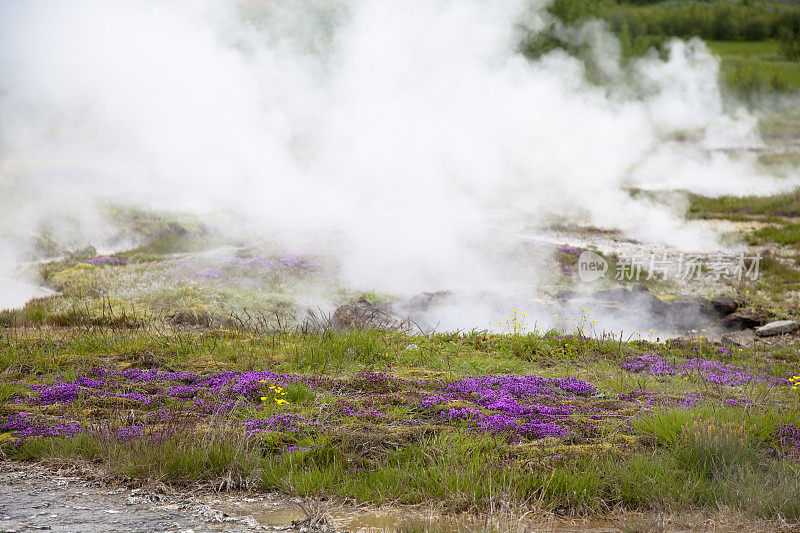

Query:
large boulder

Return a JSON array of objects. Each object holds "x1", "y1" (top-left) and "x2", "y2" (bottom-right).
[
  {"x1": 665, "y1": 295, "x2": 716, "y2": 328},
  {"x1": 710, "y1": 295, "x2": 739, "y2": 317},
  {"x1": 332, "y1": 298, "x2": 412, "y2": 332},
  {"x1": 720, "y1": 308, "x2": 775, "y2": 331},
  {"x1": 755, "y1": 320, "x2": 799, "y2": 337},
  {"x1": 401, "y1": 291, "x2": 453, "y2": 313},
  {"x1": 590, "y1": 285, "x2": 670, "y2": 318}
]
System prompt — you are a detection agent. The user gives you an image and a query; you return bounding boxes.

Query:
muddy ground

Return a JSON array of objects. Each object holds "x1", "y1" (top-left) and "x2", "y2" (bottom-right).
[{"x1": 1, "y1": 462, "x2": 797, "y2": 533}]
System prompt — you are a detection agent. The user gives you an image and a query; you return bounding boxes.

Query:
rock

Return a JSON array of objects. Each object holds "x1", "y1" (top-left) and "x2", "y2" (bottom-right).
[
  {"x1": 403, "y1": 291, "x2": 452, "y2": 312},
  {"x1": 754, "y1": 320, "x2": 800, "y2": 337},
  {"x1": 720, "y1": 308, "x2": 775, "y2": 330},
  {"x1": 721, "y1": 330, "x2": 756, "y2": 348},
  {"x1": 591, "y1": 287, "x2": 670, "y2": 317},
  {"x1": 554, "y1": 290, "x2": 578, "y2": 302},
  {"x1": 332, "y1": 298, "x2": 412, "y2": 332},
  {"x1": 710, "y1": 295, "x2": 738, "y2": 317},
  {"x1": 666, "y1": 295, "x2": 715, "y2": 328},
  {"x1": 631, "y1": 283, "x2": 651, "y2": 294}
]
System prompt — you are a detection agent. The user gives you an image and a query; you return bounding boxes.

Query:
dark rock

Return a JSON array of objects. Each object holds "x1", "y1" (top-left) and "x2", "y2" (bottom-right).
[
  {"x1": 403, "y1": 291, "x2": 452, "y2": 312},
  {"x1": 591, "y1": 288, "x2": 670, "y2": 317},
  {"x1": 555, "y1": 290, "x2": 578, "y2": 302},
  {"x1": 720, "y1": 308, "x2": 775, "y2": 331},
  {"x1": 332, "y1": 298, "x2": 412, "y2": 332},
  {"x1": 666, "y1": 295, "x2": 716, "y2": 328},
  {"x1": 632, "y1": 283, "x2": 650, "y2": 294},
  {"x1": 710, "y1": 295, "x2": 738, "y2": 317},
  {"x1": 754, "y1": 320, "x2": 799, "y2": 337},
  {"x1": 593, "y1": 288, "x2": 630, "y2": 304}
]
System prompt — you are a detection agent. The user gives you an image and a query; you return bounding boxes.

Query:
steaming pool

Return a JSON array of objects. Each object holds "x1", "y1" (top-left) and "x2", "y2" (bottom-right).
[{"x1": 0, "y1": 276, "x2": 53, "y2": 310}]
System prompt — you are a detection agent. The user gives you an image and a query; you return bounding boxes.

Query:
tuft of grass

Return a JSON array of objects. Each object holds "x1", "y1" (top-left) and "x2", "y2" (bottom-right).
[
  {"x1": 287, "y1": 329, "x2": 390, "y2": 373},
  {"x1": 676, "y1": 417, "x2": 756, "y2": 478}
]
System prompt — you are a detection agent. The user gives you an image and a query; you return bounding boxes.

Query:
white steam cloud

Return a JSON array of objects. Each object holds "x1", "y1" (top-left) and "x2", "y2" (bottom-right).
[{"x1": 0, "y1": 0, "x2": 795, "y2": 312}]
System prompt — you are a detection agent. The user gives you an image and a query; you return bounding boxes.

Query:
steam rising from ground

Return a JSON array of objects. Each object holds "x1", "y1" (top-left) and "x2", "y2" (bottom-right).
[{"x1": 0, "y1": 0, "x2": 796, "y2": 314}]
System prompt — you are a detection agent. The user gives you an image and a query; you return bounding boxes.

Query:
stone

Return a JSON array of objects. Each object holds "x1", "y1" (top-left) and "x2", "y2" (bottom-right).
[
  {"x1": 591, "y1": 287, "x2": 670, "y2": 317},
  {"x1": 754, "y1": 320, "x2": 800, "y2": 337},
  {"x1": 666, "y1": 295, "x2": 715, "y2": 327},
  {"x1": 403, "y1": 291, "x2": 452, "y2": 312},
  {"x1": 720, "y1": 308, "x2": 775, "y2": 330},
  {"x1": 710, "y1": 295, "x2": 738, "y2": 317},
  {"x1": 332, "y1": 298, "x2": 412, "y2": 332}
]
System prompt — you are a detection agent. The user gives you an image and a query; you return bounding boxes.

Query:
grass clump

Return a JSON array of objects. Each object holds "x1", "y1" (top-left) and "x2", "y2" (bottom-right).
[
  {"x1": 676, "y1": 417, "x2": 756, "y2": 478},
  {"x1": 288, "y1": 329, "x2": 390, "y2": 373}
]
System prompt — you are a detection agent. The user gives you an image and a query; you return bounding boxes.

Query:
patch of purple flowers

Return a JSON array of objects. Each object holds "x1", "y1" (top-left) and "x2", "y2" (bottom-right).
[
  {"x1": 618, "y1": 389, "x2": 703, "y2": 408},
  {"x1": 558, "y1": 245, "x2": 583, "y2": 255},
  {"x1": 82, "y1": 256, "x2": 127, "y2": 266},
  {"x1": 621, "y1": 353, "x2": 790, "y2": 387},
  {"x1": 1, "y1": 413, "x2": 83, "y2": 444},
  {"x1": 193, "y1": 267, "x2": 226, "y2": 279},
  {"x1": 245, "y1": 414, "x2": 329, "y2": 436},
  {"x1": 222, "y1": 254, "x2": 318, "y2": 270},
  {"x1": 422, "y1": 375, "x2": 598, "y2": 440}
]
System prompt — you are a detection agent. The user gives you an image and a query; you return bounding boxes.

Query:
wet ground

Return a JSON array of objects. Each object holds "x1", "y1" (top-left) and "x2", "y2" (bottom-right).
[
  {"x1": 2, "y1": 462, "x2": 796, "y2": 533},
  {"x1": 0, "y1": 462, "x2": 271, "y2": 533},
  {"x1": 0, "y1": 461, "x2": 617, "y2": 533}
]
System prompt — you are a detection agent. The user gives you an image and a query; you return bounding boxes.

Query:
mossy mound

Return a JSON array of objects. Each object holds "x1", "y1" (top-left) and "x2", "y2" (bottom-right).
[{"x1": 50, "y1": 264, "x2": 101, "y2": 297}]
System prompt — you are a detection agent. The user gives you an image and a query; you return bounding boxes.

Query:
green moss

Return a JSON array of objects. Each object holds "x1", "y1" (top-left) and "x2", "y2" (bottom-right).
[{"x1": 49, "y1": 263, "x2": 100, "y2": 297}]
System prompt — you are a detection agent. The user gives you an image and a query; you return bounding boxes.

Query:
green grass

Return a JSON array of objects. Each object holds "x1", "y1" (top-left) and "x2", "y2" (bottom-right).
[
  {"x1": 709, "y1": 39, "x2": 800, "y2": 94},
  {"x1": 748, "y1": 224, "x2": 800, "y2": 247},
  {"x1": 688, "y1": 189, "x2": 800, "y2": 220},
  {"x1": 9, "y1": 422, "x2": 799, "y2": 517},
  {"x1": 1, "y1": 326, "x2": 799, "y2": 521},
  {"x1": 525, "y1": 1, "x2": 800, "y2": 96}
]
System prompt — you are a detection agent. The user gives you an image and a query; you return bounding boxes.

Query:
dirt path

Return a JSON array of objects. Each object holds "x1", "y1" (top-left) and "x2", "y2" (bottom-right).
[{"x1": 0, "y1": 462, "x2": 290, "y2": 533}]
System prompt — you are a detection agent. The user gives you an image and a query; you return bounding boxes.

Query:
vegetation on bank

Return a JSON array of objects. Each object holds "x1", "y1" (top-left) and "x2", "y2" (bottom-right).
[
  {"x1": 689, "y1": 188, "x2": 800, "y2": 220},
  {"x1": 1, "y1": 327, "x2": 799, "y2": 520}
]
